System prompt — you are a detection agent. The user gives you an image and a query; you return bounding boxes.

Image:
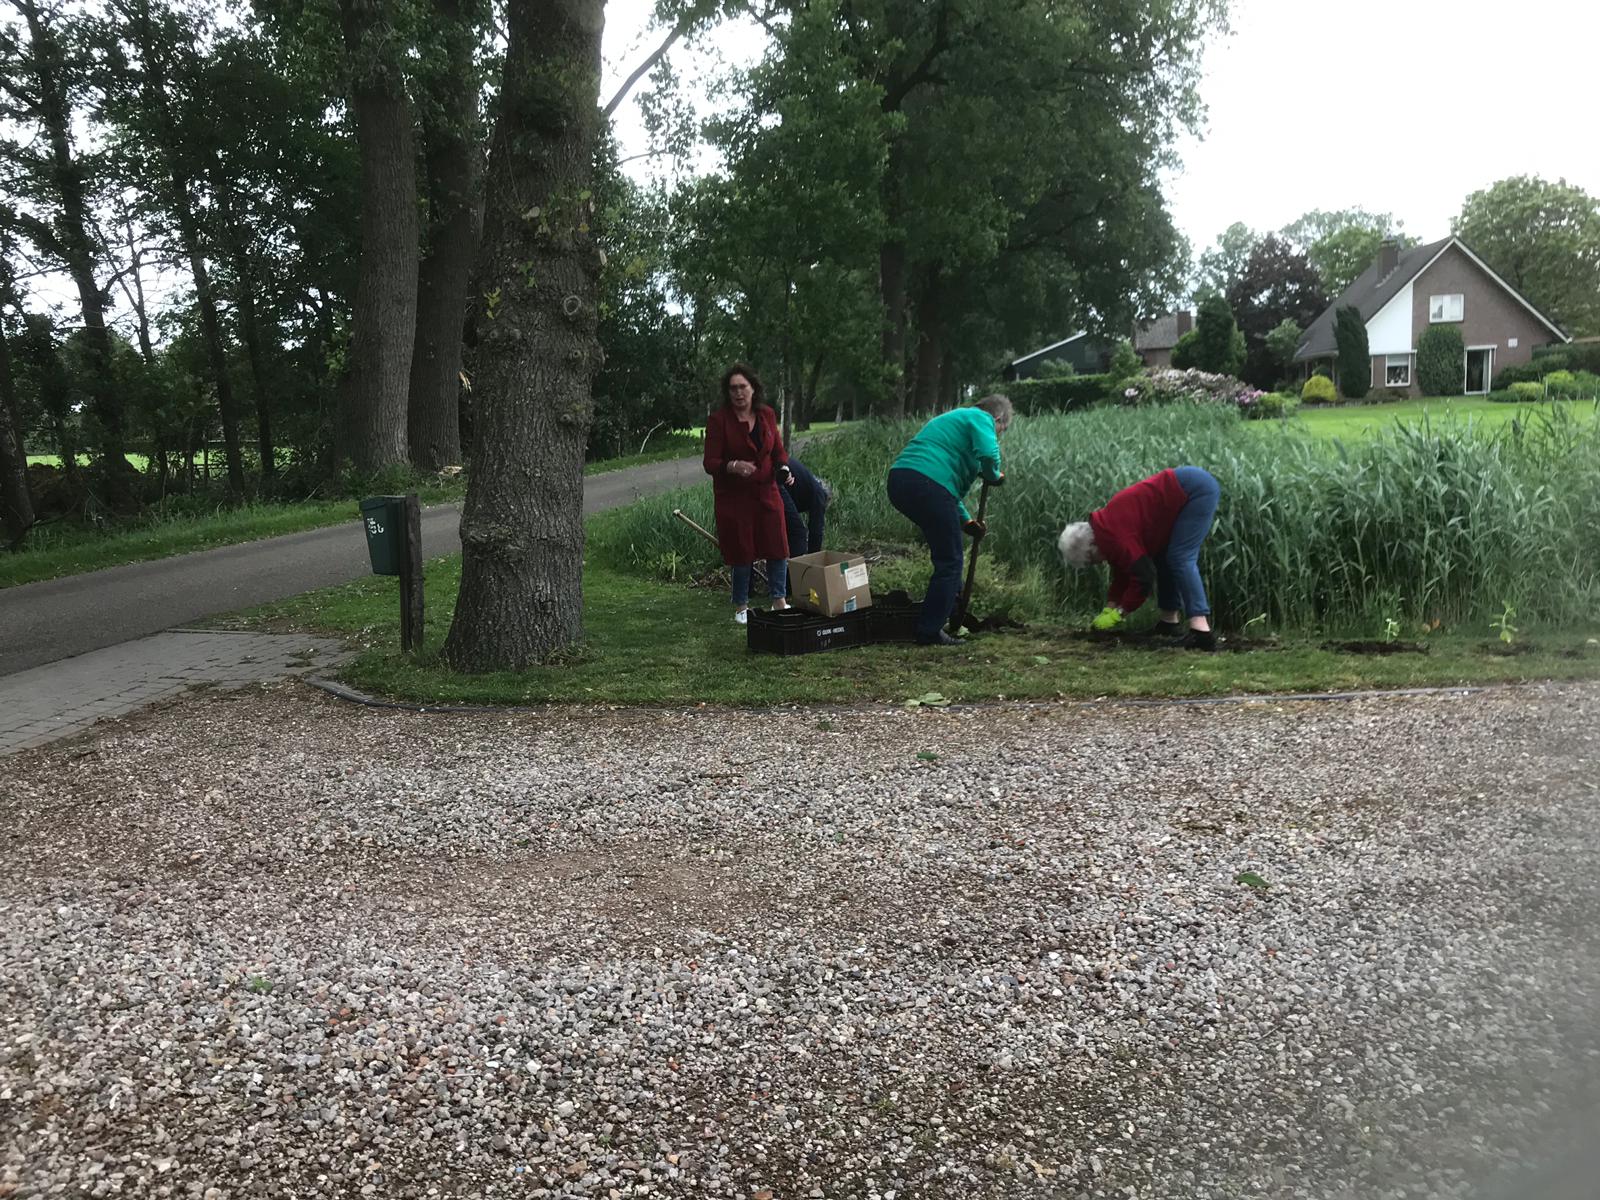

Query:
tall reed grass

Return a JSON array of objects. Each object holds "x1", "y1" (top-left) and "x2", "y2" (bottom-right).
[{"x1": 587, "y1": 402, "x2": 1600, "y2": 631}]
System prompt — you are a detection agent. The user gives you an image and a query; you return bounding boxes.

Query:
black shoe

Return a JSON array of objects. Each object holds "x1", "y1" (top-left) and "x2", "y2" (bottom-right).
[
  {"x1": 1180, "y1": 629, "x2": 1218, "y2": 652},
  {"x1": 917, "y1": 630, "x2": 960, "y2": 646},
  {"x1": 1146, "y1": 619, "x2": 1185, "y2": 638}
]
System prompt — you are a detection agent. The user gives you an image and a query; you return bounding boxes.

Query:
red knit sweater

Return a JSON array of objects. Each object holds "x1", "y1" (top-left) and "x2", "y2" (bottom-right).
[{"x1": 1088, "y1": 468, "x2": 1190, "y2": 612}]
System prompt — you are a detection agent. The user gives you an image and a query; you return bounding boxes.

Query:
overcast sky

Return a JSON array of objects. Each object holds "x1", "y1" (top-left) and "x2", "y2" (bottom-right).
[{"x1": 604, "y1": 0, "x2": 1600, "y2": 255}]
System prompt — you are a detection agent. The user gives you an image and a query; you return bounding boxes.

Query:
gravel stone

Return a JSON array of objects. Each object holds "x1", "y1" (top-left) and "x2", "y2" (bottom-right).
[{"x1": 3, "y1": 680, "x2": 1599, "y2": 1198}]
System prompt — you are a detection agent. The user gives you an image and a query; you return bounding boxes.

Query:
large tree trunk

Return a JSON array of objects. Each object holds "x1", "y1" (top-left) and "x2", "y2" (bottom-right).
[
  {"x1": 234, "y1": 260, "x2": 275, "y2": 486},
  {"x1": 19, "y1": 0, "x2": 130, "y2": 476},
  {"x1": 878, "y1": 238, "x2": 907, "y2": 418},
  {"x1": 443, "y1": 0, "x2": 604, "y2": 672},
  {"x1": 179, "y1": 217, "x2": 247, "y2": 498},
  {"x1": 939, "y1": 349, "x2": 958, "y2": 411},
  {"x1": 912, "y1": 270, "x2": 944, "y2": 415},
  {"x1": 338, "y1": 0, "x2": 419, "y2": 473},
  {"x1": 127, "y1": 1, "x2": 248, "y2": 499},
  {"x1": 0, "y1": 326, "x2": 35, "y2": 546},
  {"x1": 406, "y1": 0, "x2": 481, "y2": 471}
]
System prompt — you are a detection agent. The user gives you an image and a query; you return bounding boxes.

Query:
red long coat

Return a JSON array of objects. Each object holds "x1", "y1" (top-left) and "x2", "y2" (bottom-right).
[{"x1": 703, "y1": 405, "x2": 790, "y2": 565}]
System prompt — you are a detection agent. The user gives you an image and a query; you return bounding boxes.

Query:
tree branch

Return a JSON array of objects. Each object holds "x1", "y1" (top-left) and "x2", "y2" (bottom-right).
[{"x1": 603, "y1": 17, "x2": 692, "y2": 119}]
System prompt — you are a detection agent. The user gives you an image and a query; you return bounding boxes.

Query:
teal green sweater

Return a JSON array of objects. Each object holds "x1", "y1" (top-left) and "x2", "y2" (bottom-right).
[{"x1": 890, "y1": 407, "x2": 1002, "y2": 520}]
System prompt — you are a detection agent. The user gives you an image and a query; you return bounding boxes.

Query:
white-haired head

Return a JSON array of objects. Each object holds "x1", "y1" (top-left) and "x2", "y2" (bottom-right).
[{"x1": 1057, "y1": 521, "x2": 1100, "y2": 569}]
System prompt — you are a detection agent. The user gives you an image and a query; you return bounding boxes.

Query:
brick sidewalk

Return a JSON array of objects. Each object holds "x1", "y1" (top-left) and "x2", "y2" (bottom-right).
[{"x1": 0, "y1": 630, "x2": 350, "y2": 755}]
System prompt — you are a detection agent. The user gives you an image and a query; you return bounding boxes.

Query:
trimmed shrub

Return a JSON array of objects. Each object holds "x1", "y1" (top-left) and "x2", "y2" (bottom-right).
[
  {"x1": 1417, "y1": 326, "x2": 1465, "y2": 396},
  {"x1": 1170, "y1": 330, "x2": 1199, "y2": 370},
  {"x1": 1005, "y1": 373, "x2": 1112, "y2": 415},
  {"x1": 1334, "y1": 306, "x2": 1370, "y2": 401},
  {"x1": 1106, "y1": 338, "x2": 1143, "y2": 383},
  {"x1": 1301, "y1": 374, "x2": 1337, "y2": 405},
  {"x1": 1534, "y1": 342, "x2": 1600, "y2": 375},
  {"x1": 1190, "y1": 294, "x2": 1247, "y2": 376},
  {"x1": 1036, "y1": 358, "x2": 1077, "y2": 379},
  {"x1": 1509, "y1": 381, "x2": 1546, "y2": 402},
  {"x1": 1241, "y1": 391, "x2": 1300, "y2": 420}
]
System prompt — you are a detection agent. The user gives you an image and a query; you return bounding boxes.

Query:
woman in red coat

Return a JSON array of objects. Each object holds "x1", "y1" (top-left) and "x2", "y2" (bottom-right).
[{"x1": 702, "y1": 363, "x2": 791, "y2": 624}]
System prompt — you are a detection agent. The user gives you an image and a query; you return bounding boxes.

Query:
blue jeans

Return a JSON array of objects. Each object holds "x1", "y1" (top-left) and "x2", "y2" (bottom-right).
[
  {"x1": 732, "y1": 560, "x2": 788, "y2": 608},
  {"x1": 1155, "y1": 466, "x2": 1220, "y2": 618},
  {"x1": 888, "y1": 467, "x2": 964, "y2": 639}
]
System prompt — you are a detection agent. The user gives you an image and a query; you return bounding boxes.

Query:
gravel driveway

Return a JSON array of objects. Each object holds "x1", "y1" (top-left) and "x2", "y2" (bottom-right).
[{"x1": 4, "y1": 682, "x2": 1600, "y2": 1199}]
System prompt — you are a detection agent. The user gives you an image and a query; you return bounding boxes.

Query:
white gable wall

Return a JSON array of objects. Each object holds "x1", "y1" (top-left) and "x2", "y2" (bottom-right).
[{"x1": 1365, "y1": 282, "x2": 1414, "y2": 354}]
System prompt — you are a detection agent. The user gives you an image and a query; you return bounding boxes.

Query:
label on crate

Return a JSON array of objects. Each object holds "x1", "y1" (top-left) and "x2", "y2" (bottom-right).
[{"x1": 844, "y1": 564, "x2": 869, "y2": 590}]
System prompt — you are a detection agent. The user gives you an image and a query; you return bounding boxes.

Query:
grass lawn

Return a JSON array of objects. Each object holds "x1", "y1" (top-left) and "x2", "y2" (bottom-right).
[
  {"x1": 28, "y1": 452, "x2": 153, "y2": 471},
  {"x1": 1265, "y1": 397, "x2": 1597, "y2": 440},
  {"x1": 230, "y1": 554, "x2": 1600, "y2": 706}
]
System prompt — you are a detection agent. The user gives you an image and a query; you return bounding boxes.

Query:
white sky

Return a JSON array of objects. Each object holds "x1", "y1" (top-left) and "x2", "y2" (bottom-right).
[{"x1": 604, "y1": 0, "x2": 1600, "y2": 254}]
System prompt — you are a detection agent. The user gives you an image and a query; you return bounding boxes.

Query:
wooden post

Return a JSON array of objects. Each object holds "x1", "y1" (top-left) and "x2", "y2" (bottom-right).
[{"x1": 398, "y1": 493, "x2": 424, "y2": 653}]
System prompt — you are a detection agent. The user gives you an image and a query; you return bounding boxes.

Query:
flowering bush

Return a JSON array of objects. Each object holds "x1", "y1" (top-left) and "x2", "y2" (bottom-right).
[{"x1": 1116, "y1": 367, "x2": 1258, "y2": 409}]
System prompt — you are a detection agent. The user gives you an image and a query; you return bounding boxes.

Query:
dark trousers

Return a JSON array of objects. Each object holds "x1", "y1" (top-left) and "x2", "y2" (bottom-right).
[
  {"x1": 781, "y1": 460, "x2": 827, "y2": 560},
  {"x1": 888, "y1": 467, "x2": 964, "y2": 639}
]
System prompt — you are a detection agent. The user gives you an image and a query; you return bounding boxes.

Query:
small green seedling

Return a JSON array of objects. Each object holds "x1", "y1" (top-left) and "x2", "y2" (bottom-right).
[
  {"x1": 816, "y1": 718, "x2": 835, "y2": 732},
  {"x1": 1233, "y1": 871, "x2": 1271, "y2": 891},
  {"x1": 1031, "y1": 655, "x2": 1051, "y2": 665},
  {"x1": 916, "y1": 751, "x2": 939, "y2": 762},
  {"x1": 904, "y1": 692, "x2": 952, "y2": 708},
  {"x1": 1491, "y1": 602, "x2": 1518, "y2": 645},
  {"x1": 1242, "y1": 613, "x2": 1268, "y2": 633},
  {"x1": 246, "y1": 977, "x2": 274, "y2": 994},
  {"x1": 1382, "y1": 617, "x2": 1401, "y2": 643}
]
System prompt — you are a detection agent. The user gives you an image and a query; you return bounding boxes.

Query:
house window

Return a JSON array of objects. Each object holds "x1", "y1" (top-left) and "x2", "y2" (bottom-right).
[
  {"x1": 1429, "y1": 294, "x2": 1464, "y2": 323},
  {"x1": 1385, "y1": 354, "x2": 1412, "y2": 388}
]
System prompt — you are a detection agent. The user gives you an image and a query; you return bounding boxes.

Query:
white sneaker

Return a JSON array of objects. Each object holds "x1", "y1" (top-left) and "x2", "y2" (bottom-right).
[{"x1": 733, "y1": 608, "x2": 749, "y2": 625}]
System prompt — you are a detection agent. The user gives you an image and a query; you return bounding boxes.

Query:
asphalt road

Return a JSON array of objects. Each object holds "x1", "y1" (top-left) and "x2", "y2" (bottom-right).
[{"x1": 0, "y1": 452, "x2": 715, "y2": 677}]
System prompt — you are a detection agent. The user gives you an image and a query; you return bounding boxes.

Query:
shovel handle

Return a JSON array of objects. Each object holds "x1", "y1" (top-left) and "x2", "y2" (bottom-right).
[
  {"x1": 949, "y1": 479, "x2": 992, "y2": 634},
  {"x1": 673, "y1": 508, "x2": 768, "y2": 586}
]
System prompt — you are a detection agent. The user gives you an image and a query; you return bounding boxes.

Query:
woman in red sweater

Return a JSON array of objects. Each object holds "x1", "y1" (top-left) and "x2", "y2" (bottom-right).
[
  {"x1": 702, "y1": 363, "x2": 791, "y2": 625},
  {"x1": 1057, "y1": 466, "x2": 1221, "y2": 651}
]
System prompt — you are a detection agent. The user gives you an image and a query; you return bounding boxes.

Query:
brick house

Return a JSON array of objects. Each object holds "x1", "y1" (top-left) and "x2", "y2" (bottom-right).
[
  {"x1": 1132, "y1": 310, "x2": 1193, "y2": 369},
  {"x1": 1293, "y1": 236, "x2": 1568, "y2": 395}
]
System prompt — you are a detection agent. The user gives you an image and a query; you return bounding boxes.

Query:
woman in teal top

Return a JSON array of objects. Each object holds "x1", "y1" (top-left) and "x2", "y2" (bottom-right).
[{"x1": 886, "y1": 395, "x2": 1011, "y2": 644}]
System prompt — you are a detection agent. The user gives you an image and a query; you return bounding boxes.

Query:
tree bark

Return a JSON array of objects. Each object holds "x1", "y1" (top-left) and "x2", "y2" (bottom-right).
[
  {"x1": 338, "y1": 0, "x2": 419, "y2": 473},
  {"x1": 234, "y1": 258, "x2": 275, "y2": 485},
  {"x1": 442, "y1": 0, "x2": 605, "y2": 672},
  {"x1": 18, "y1": 0, "x2": 131, "y2": 474},
  {"x1": 0, "y1": 325, "x2": 35, "y2": 546},
  {"x1": 406, "y1": 0, "x2": 481, "y2": 472},
  {"x1": 912, "y1": 270, "x2": 944, "y2": 415},
  {"x1": 878, "y1": 237, "x2": 907, "y2": 418},
  {"x1": 125, "y1": 0, "x2": 248, "y2": 498}
]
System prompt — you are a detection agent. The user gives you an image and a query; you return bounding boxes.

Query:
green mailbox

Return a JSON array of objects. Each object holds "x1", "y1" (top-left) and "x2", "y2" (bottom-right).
[{"x1": 359, "y1": 495, "x2": 404, "y2": 576}]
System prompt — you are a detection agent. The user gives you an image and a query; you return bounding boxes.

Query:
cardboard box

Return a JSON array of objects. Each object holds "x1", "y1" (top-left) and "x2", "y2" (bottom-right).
[{"x1": 789, "y1": 550, "x2": 873, "y2": 617}]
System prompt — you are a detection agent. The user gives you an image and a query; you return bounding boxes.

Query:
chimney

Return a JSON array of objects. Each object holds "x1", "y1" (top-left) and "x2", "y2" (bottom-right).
[
  {"x1": 1378, "y1": 238, "x2": 1399, "y2": 278},
  {"x1": 1176, "y1": 309, "x2": 1193, "y2": 336}
]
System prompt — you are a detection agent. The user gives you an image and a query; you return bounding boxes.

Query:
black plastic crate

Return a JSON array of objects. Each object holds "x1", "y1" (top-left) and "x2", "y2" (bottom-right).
[
  {"x1": 870, "y1": 590, "x2": 922, "y2": 643},
  {"x1": 747, "y1": 606, "x2": 874, "y2": 656}
]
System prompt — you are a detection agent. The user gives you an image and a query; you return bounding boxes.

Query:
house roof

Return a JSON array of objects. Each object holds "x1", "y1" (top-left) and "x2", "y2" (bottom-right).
[
  {"x1": 1294, "y1": 236, "x2": 1569, "y2": 360},
  {"x1": 1008, "y1": 332, "x2": 1088, "y2": 369},
  {"x1": 1134, "y1": 312, "x2": 1187, "y2": 352}
]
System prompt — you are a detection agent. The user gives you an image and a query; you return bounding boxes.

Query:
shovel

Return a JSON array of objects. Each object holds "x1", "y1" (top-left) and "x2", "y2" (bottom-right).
[
  {"x1": 672, "y1": 508, "x2": 767, "y2": 586},
  {"x1": 947, "y1": 478, "x2": 992, "y2": 635}
]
